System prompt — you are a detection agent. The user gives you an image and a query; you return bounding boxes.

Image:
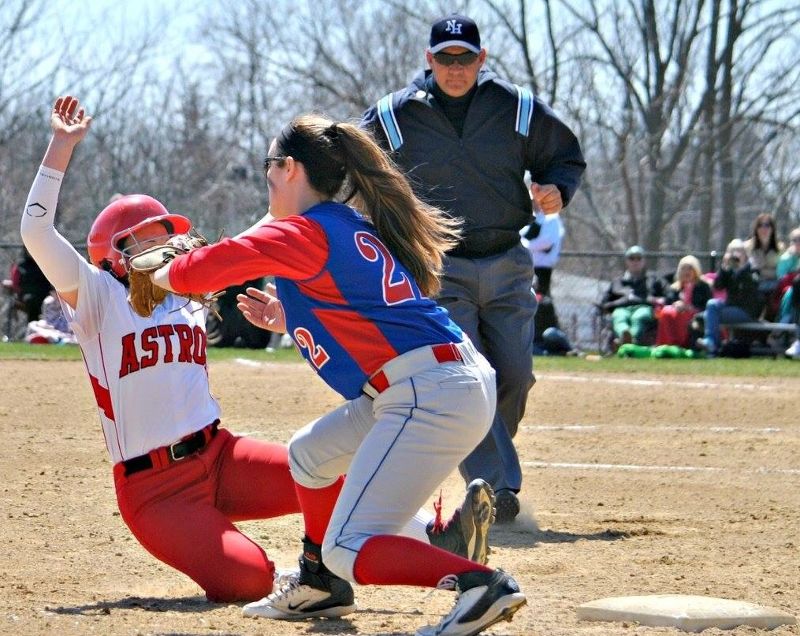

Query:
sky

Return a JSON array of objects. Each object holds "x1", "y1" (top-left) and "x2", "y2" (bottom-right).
[
  {"x1": 46, "y1": 0, "x2": 199, "y2": 45},
  {"x1": 35, "y1": 0, "x2": 211, "y2": 85}
]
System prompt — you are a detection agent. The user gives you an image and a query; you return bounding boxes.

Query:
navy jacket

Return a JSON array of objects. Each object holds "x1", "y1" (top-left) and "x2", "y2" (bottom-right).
[
  {"x1": 361, "y1": 69, "x2": 585, "y2": 258},
  {"x1": 602, "y1": 271, "x2": 667, "y2": 310}
]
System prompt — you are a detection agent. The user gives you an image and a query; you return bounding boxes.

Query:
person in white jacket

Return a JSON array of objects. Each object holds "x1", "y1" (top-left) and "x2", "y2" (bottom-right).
[{"x1": 522, "y1": 211, "x2": 564, "y2": 297}]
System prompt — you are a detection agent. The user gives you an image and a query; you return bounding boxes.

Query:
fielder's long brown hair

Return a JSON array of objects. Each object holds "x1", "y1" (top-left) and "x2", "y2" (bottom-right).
[{"x1": 274, "y1": 114, "x2": 461, "y2": 296}]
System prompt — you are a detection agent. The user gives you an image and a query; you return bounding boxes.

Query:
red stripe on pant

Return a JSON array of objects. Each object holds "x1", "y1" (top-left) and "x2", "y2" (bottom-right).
[{"x1": 114, "y1": 428, "x2": 300, "y2": 602}]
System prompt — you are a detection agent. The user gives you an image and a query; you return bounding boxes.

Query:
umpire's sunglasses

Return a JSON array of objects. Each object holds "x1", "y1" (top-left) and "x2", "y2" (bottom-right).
[{"x1": 432, "y1": 51, "x2": 479, "y2": 66}]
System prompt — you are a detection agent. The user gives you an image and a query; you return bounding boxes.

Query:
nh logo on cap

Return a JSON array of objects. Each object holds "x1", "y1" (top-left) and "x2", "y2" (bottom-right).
[{"x1": 446, "y1": 19, "x2": 463, "y2": 34}]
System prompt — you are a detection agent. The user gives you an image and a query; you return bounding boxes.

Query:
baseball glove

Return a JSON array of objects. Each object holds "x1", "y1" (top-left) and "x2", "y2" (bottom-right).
[{"x1": 127, "y1": 231, "x2": 223, "y2": 318}]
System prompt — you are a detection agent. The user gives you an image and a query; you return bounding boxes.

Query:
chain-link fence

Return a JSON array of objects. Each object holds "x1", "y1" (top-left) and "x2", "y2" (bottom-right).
[{"x1": 1, "y1": 243, "x2": 718, "y2": 349}]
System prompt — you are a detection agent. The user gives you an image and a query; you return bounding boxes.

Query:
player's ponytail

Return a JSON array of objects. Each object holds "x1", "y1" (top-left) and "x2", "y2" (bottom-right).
[{"x1": 276, "y1": 115, "x2": 461, "y2": 297}]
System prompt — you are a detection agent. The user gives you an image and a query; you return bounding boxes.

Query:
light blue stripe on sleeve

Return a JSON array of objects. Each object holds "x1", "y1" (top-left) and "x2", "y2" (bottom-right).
[
  {"x1": 377, "y1": 94, "x2": 403, "y2": 151},
  {"x1": 515, "y1": 86, "x2": 533, "y2": 137}
]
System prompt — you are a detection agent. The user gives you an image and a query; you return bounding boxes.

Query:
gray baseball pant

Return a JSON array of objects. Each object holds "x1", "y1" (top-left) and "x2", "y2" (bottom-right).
[{"x1": 438, "y1": 243, "x2": 537, "y2": 493}]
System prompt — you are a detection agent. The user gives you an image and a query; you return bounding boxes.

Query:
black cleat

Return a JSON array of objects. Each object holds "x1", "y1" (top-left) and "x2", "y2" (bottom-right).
[
  {"x1": 415, "y1": 569, "x2": 527, "y2": 635},
  {"x1": 242, "y1": 537, "x2": 356, "y2": 619},
  {"x1": 494, "y1": 489, "x2": 521, "y2": 524},
  {"x1": 428, "y1": 479, "x2": 495, "y2": 564}
]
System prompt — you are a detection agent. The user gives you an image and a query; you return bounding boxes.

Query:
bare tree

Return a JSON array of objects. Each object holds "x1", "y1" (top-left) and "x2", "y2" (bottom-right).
[
  {"x1": 258, "y1": 0, "x2": 426, "y2": 115},
  {"x1": 0, "y1": 0, "x2": 59, "y2": 243},
  {"x1": 6, "y1": 0, "x2": 800, "y2": 265},
  {"x1": 479, "y1": 0, "x2": 558, "y2": 102},
  {"x1": 552, "y1": 0, "x2": 800, "y2": 255},
  {"x1": 697, "y1": 0, "x2": 722, "y2": 250},
  {"x1": 0, "y1": 0, "x2": 55, "y2": 146},
  {"x1": 714, "y1": 0, "x2": 800, "y2": 245}
]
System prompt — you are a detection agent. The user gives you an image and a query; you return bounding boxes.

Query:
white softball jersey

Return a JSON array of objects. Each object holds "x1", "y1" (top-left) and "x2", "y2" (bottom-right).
[{"x1": 61, "y1": 261, "x2": 221, "y2": 464}]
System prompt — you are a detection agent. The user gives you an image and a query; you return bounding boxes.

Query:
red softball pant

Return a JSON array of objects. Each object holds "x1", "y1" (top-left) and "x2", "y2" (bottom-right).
[{"x1": 113, "y1": 427, "x2": 299, "y2": 602}]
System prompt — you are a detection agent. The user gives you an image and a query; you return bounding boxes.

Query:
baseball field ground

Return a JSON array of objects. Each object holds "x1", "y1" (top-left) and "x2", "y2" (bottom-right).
[{"x1": 1, "y1": 346, "x2": 798, "y2": 635}]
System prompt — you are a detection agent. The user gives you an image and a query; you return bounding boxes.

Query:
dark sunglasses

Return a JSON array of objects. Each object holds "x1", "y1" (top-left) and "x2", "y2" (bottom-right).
[
  {"x1": 626, "y1": 255, "x2": 643, "y2": 261},
  {"x1": 757, "y1": 222, "x2": 773, "y2": 228},
  {"x1": 432, "y1": 51, "x2": 479, "y2": 67},
  {"x1": 263, "y1": 156, "x2": 287, "y2": 171}
]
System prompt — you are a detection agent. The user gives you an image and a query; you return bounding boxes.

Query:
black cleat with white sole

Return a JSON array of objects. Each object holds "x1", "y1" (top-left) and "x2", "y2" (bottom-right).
[
  {"x1": 415, "y1": 569, "x2": 526, "y2": 636},
  {"x1": 242, "y1": 537, "x2": 356, "y2": 620}
]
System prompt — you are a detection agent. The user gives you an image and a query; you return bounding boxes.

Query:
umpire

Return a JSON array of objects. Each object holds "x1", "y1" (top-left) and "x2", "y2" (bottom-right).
[{"x1": 361, "y1": 13, "x2": 585, "y2": 522}]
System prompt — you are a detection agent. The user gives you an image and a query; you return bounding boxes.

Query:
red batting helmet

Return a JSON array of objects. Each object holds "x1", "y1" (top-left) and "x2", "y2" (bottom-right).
[{"x1": 86, "y1": 194, "x2": 191, "y2": 278}]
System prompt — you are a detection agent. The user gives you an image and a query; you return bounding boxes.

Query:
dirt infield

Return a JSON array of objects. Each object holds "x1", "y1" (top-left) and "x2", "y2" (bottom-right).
[{"x1": 1, "y1": 359, "x2": 798, "y2": 636}]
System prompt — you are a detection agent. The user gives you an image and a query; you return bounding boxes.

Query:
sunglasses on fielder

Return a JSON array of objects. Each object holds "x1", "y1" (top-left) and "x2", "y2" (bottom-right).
[
  {"x1": 433, "y1": 51, "x2": 479, "y2": 66},
  {"x1": 263, "y1": 156, "x2": 287, "y2": 172}
]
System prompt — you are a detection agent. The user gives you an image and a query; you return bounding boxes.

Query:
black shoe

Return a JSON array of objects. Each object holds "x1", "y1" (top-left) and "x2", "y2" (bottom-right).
[
  {"x1": 415, "y1": 569, "x2": 527, "y2": 635},
  {"x1": 242, "y1": 537, "x2": 356, "y2": 619},
  {"x1": 427, "y1": 479, "x2": 496, "y2": 565},
  {"x1": 494, "y1": 490, "x2": 520, "y2": 524}
]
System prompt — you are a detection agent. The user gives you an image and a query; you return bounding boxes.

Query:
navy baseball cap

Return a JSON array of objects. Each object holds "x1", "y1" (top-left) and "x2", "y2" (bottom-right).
[{"x1": 429, "y1": 14, "x2": 481, "y2": 54}]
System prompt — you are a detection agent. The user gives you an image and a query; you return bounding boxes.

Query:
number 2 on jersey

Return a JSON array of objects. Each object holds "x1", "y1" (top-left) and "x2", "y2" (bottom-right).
[
  {"x1": 354, "y1": 231, "x2": 415, "y2": 305},
  {"x1": 293, "y1": 327, "x2": 330, "y2": 369}
]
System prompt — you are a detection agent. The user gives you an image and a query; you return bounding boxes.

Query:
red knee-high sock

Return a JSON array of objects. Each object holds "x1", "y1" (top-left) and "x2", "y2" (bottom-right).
[
  {"x1": 353, "y1": 535, "x2": 492, "y2": 587},
  {"x1": 294, "y1": 476, "x2": 344, "y2": 544}
]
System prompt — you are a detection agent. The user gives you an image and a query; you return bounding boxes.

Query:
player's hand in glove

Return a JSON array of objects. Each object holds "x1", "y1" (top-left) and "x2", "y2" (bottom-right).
[
  {"x1": 127, "y1": 230, "x2": 223, "y2": 318},
  {"x1": 237, "y1": 283, "x2": 286, "y2": 333}
]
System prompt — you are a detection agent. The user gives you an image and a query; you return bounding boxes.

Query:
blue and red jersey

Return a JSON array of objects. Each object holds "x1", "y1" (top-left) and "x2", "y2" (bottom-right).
[{"x1": 169, "y1": 202, "x2": 462, "y2": 398}]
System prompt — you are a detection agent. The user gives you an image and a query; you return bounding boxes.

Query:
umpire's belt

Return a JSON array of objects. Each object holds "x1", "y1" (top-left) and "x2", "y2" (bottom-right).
[
  {"x1": 121, "y1": 421, "x2": 219, "y2": 477},
  {"x1": 362, "y1": 341, "x2": 475, "y2": 399}
]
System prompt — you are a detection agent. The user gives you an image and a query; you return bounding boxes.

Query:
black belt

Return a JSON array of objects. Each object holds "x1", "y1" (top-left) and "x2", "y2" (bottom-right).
[{"x1": 122, "y1": 421, "x2": 219, "y2": 476}]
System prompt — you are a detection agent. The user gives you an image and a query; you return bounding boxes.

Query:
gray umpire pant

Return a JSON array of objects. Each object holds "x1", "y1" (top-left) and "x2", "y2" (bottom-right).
[{"x1": 438, "y1": 242, "x2": 537, "y2": 494}]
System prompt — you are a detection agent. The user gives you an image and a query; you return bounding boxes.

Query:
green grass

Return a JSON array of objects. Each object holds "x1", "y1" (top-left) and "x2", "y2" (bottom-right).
[
  {"x1": 1, "y1": 341, "x2": 798, "y2": 377},
  {"x1": 0, "y1": 342, "x2": 301, "y2": 363},
  {"x1": 532, "y1": 354, "x2": 800, "y2": 377}
]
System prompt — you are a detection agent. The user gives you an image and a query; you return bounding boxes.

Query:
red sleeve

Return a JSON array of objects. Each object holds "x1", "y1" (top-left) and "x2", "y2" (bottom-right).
[{"x1": 168, "y1": 216, "x2": 328, "y2": 294}]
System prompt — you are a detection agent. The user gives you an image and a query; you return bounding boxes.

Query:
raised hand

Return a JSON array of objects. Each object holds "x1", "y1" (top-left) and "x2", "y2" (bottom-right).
[
  {"x1": 51, "y1": 95, "x2": 92, "y2": 143},
  {"x1": 237, "y1": 283, "x2": 286, "y2": 332}
]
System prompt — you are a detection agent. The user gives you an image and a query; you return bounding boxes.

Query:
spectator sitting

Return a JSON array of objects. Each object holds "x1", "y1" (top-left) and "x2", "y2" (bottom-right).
[
  {"x1": 775, "y1": 227, "x2": 800, "y2": 280},
  {"x1": 745, "y1": 213, "x2": 783, "y2": 318},
  {"x1": 776, "y1": 226, "x2": 800, "y2": 279},
  {"x1": 696, "y1": 239, "x2": 762, "y2": 356},
  {"x1": 775, "y1": 227, "x2": 800, "y2": 324},
  {"x1": 601, "y1": 245, "x2": 666, "y2": 348},
  {"x1": 745, "y1": 213, "x2": 782, "y2": 281},
  {"x1": 24, "y1": 290, "x2": 76, "y2": 345},
  {"x1": 784, "y1": 274, "x2": 800, "y2": 359},
  {"x1": 655, "y1": 255, "x2": 712, "y2": 348}
]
